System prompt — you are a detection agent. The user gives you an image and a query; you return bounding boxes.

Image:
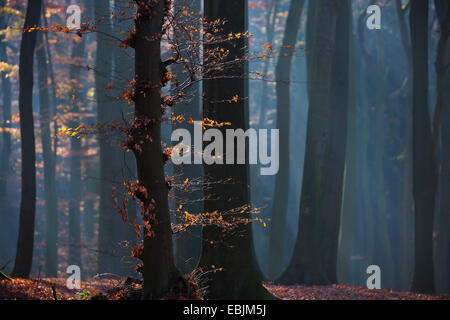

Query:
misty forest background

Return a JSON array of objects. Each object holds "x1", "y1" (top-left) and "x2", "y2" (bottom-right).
[{"x1": 0, "y1": 0, "x2": 449, "y2": 298}]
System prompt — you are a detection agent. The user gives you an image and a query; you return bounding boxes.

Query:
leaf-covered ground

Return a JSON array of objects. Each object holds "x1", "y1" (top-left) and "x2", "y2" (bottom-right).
[
  {"x1": 264, "y1": 283, "x2": 450, "y2": 300},
  {"x1": 1, "y1": 279, "x2": 449, "y2": 300}
]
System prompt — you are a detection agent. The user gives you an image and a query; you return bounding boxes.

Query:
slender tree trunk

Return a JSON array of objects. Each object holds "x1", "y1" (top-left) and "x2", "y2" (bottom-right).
[
  {"x1": 337, "y1": 4, "x2": 356, "y2": 285},
  {"x1": 395, "y1": 0, "x2": 414, "y2": 290},
  {"x1": 68, "y1": 34, "x2": 86, "y2": 268},
  {"x1": 267, "y1": 0, "x2": 306, "y2": 280},
  {"x1": 0, "y1": 5, "x2": 12, "y2": 264},
  {"x1": 434, "y1": 0, "x2": 450, "y2": 293},
  {"x1": 11, "y1": 0, "x2": 42, "y2": 278},
  {"x1": 81, "y1": 0, "x2": 96, "y2": 244},
  {"x1": 277, "y1": 0, "x2": 342, "y2": 285},
  {"x1": 36, "y1": 32, "x2": 58, "y2": 277},
  {"x1": 94, "y1": 0, "x2": 115, "y2": 273},
  {"x1": 111, "y1": 0, "x2": 137, "y2": 276},
  {"x1": 356, "y1": 17, "x2": 373, "y2": 286},
  {"x1": 257, "y1": 0, "x2": 280, "y2": 128},
  {"x1": 356, "y1": 3, "x2": 394, "y2": 288},
  {"x1": 372, "y1": 32, "x2": 394, "y2": 288},
  {"x1": 410, "y1": 0, "x2": 436, "y2": 293},
  {"x1": 134, "y1": 0, "x2": 180, "y2": 299},
  {"x1": 198, "y1": 0, "x2": 271, "y2": 299}
]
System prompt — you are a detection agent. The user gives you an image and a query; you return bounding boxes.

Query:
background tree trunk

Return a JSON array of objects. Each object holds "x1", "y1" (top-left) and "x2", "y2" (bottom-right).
[
  {"x1": 172, "y1": 0, "x2": 202, "y2": 276},
  {"x1": 278, "y1": 0, "x2": 342, "y2": 285},
  {"x1": 36, "y1": 32, "x2": 58, "y2": 277},
  {"x1": 410, "y1": 0, "x2": 436, "y2": 294},
  {"x1": 0, "y1": 0, "x2": 13, "y2": 266},
  {"x1": 267, "y1": 0, "x2": 306, "y2": 280},
  {"x1": 68, "y1": 33, "x2": 86, "y2": 269},
  {"x1": 94, "y1": 0, "x2": 115, "y2": 274},
  {"x1": 434, "y1": 0, "x2": 450, "y2": 293}
]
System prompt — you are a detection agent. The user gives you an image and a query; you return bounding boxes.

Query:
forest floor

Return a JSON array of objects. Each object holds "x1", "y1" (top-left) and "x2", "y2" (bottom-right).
[{"x1": 1, "y1": 278, "x2": 449, "y2": 300}]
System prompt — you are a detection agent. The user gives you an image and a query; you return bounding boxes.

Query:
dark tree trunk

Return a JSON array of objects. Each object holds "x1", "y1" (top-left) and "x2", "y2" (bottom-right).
[
  {"x1": 410, "y1": 0, "x2": 436, "y2": 294},
  {"x1": 197, "y1": 0, "x2": 271, "y2": 299},
  {"x1": 434, "y1": 0, "x2": 450, "y2": 293},
  {"x1": 11, "y1": 0, "x2": 42, "y2": 278},
  {"x1": 111, "y1": 0, "x2": 138, "y2": 276},
  {"x1": 134, "y1": 0, "x2": 180, "y2": 299},
  {"x1": 267, "y1": 0, "x2": 306, "y2": 280},
  {"x1": 395, "y1": 0, "x2": 414, "y2": 290},
  {"x1": 317, "y1": 0, "x2": 351, "y2": 284},
  {"x1": 277, "y1": 0, "x2": 342, "y2": 285}
]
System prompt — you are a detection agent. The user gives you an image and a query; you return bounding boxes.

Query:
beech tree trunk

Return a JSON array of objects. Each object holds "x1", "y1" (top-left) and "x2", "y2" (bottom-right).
[
  {"x1": 36, "y1": 32, "x2": 58, "y2": 277},
  {"x1": 0, "y1": 1, "x2": 13, "y2": 265},
  {"x1": 68, "y1": 34, "x2": 86, "y2": 269},
  {"x1": 278, "y1": 0, "x2": 342, "y2": 285},
  {"x1": 94, "y1": 0, "x2": 115, "y2": 273},
  {"x1": 267, "y1": 0, "x2": 306, "y2": 280},
  {"x1": 198, "y1": 0, "x2": 271, "y2": 299},
  {"x1": 434, "y1": 0, "x2": 450, "y2": 293},
  {"x1": 410, "y1": 0, "x2": 436, "y2": 294},
  {"x1": 11, "y1": 0, "x2": 42, "y2": 278},
  {"x1": 134, "y1": 0, "x2": 180, "y2": 299}
]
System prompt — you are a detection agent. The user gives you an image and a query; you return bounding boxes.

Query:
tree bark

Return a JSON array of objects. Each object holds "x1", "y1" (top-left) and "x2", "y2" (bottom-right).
[
  {"x1": 134, "y1": 0, "x2": 180, "y2": 299},
  {"x1": 337, "y1": 2, "x2": 356, "y2": 285},
  {"x1": 267, "y1": 0, "x2": 306, "y2": 280},
  {"x1": 395, "y1": 0, "x2": 414, "y2": 290},
  {"x1": 198, "y1": 0, "x2": 271, "y2": 299},
  {"x1": 317, "y1": 0, "x2": 351, "y2": 284},
  {"x1": 410, "y1": 0, "x2": 436, "y2": 293},
  {"x1": 11, "y1": 0, "x2": 42, "y2": 278},
  {"x1": 277, "y1": 0, "x2": 342, "y2": 285},
  {"x1": 94, "y1": 0, "x2": 115, "y2": 274},
  {"x1": 434, "y1": 0, "x2": 450, "y2": 293},
  {"x1": 68, "y1": 33, "x2": 86, "y2": 269}
]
